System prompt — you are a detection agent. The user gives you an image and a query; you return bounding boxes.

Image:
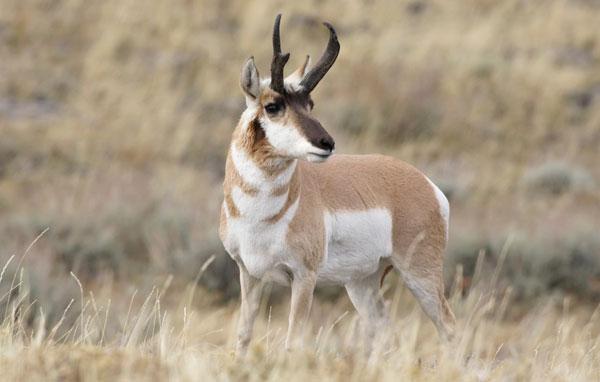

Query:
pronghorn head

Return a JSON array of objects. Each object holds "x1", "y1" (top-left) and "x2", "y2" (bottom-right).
[{"x1": 239, "y1": 14, "x2": 339, "y2": 163}]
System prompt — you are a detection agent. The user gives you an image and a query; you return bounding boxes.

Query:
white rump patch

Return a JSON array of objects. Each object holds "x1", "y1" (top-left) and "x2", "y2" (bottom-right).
[
  {"x1": 425, "y1": 177, "x2": 450, "y2": 236},
  {"x1": 320, "y1": 208, "x2": 393, "y2": 284}
]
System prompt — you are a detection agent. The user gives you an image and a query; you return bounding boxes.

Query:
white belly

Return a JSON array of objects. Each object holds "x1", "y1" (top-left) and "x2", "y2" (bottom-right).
[{"x1": 318, "y1": 208, "x2": 393, "y2": 284}]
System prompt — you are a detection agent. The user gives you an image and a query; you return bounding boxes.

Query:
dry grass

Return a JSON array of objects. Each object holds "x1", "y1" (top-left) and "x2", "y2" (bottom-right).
[
  {"x1": 0, "y1": 252, "x2": 599, "y2": 382},
  {"x1": 1, "y1": 0, "x2": 599, "y2": 296},
  {"x1": 1, "y1": 0, "x2": 600, "y2": 379}
]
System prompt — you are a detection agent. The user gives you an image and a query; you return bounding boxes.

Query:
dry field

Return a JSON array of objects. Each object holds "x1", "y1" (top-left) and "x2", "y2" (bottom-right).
[
  {"x1": 0, "y1": 249, "x2": 599, "y2": 381},
  {"x1": 1, "y1": 0, "x2": 600, "y2": 380}
]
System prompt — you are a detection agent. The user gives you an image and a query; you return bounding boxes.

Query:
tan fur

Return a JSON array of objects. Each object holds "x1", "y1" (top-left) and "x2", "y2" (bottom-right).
[
  {"x1": 290, "y1": 156, "x2": 455, "y2": 339},
  {"x1": 258, "y1": 88, "x2": 281, "y2": 107},
  {"x1": 271, "y1": 182, "x2": 291, "y2": 196},
  {"x1": 218, "y1": 203, "x2": 228, "y2": 242},
  {"x1": 236, "y1": 117, "x2": 275, "y2": 171},
  {"x1": 222, "y1": 117, "x2": 291, "y2": 219},
  {"x1": 221, "y1": 125, "x2": 456, "y2": 352},
  {"x1": 222, "y1": 21, "x2": 454, "y2": 354},
  {"x1": 225, "y1": 154, "x2": 259, "y2": 196},
  {"x1": 286, "y1": 156, "x2": 446, "y2": 268},
  {"x1": 224, "y1": 192, "x2": 240, "y2": 218},
  {"x1": 221, "y1": 134, "x2": 257, "y2": 220},
  {"x1": 264, "y1": 170, "x2": 300, "y2": 224}
]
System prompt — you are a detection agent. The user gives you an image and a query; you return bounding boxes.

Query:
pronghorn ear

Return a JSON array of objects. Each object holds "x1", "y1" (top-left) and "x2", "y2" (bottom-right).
[
  {"x1": 240, "y1": 57, "x2": 261, "y2": 102},
  {"x1": 285, "y1": 55, "x2": 311, "y2": 86}
]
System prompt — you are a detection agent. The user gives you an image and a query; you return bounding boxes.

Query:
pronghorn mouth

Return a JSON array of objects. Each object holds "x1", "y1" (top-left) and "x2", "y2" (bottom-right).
[{"x1": 307, "y1": 151, "x2": 332, "y2": 162}]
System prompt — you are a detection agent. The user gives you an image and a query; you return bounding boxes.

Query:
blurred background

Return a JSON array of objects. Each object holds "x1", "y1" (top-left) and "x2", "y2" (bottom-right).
[{"x1": 1, "y1": 0, "x2": 599, "y2": 329}]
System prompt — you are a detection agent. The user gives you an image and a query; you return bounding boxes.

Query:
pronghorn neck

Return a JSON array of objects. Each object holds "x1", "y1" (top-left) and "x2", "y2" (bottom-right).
[
  {"x1": 232, "y1": 108, "x2": 298, "y2": 191},
  {"x1": 230, "y1": 140, "x2": 298, "y2": 193},
  {"x1": 223, "y1": 112, "x2": 301, "y2": 222}
]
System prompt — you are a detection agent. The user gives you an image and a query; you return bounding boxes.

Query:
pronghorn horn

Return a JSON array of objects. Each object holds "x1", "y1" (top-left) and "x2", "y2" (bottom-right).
[
  {"x1": 270, "y1": 14, "x2": 290, "y2": 94},
  {"x1": 299, "y1": 21, "x2": 340, "y2": 94}
]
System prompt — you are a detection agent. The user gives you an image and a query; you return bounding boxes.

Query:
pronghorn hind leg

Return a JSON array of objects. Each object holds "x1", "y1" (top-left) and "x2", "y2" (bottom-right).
[
  {"x1": 345, "y1": 270, "x2": 391, "y2": 357},
  {"x1": 392, "y1": 245, "x2": 456, "y2": 341}
]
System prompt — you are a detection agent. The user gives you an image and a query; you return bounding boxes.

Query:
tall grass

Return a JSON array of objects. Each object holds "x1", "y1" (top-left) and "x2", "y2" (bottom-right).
[
  {"x1": 0, "y1": 245, "x2": 598, "y2": 381},
  {"x1": 1, "y1": 0, "x2": 599, "y2": 299}
]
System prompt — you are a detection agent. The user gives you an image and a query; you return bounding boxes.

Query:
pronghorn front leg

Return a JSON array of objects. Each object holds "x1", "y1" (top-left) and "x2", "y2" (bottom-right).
[
  {"x1": 285, "y1": 271, "x2": 317, "y2": 350},
  {"x1": 235, "y1": 262, "x2": 262, "y2": 357}
]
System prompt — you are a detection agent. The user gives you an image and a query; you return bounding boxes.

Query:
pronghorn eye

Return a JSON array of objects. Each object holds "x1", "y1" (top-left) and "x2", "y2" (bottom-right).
[{"x1": 264, "y1": 102, "x2": 283, "y2": 114}]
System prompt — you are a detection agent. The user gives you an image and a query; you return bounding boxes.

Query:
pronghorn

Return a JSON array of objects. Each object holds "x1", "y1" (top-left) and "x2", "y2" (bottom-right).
[{"x1": 219, "y1": 14, "x2": 455, "y2": 355}]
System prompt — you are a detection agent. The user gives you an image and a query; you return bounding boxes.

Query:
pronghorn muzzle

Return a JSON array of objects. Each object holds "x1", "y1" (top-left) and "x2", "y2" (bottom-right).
[{"x1": 297, "y1": 113, "x2": 335, "y2": 154}]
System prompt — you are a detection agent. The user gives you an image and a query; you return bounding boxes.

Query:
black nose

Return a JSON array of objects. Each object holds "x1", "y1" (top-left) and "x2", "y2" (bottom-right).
[{"x1": 316, "y1": 137, "x2": 335, "y2": 152}]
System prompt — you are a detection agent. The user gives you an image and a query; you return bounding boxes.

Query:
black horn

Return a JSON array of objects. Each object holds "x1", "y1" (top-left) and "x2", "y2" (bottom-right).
[
  {"x1": 270, "y1": 14, "x2": 290, "y2": 94},
  {"x1": 299, "y1": 21, "x2": 340, "y2": 94}
]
